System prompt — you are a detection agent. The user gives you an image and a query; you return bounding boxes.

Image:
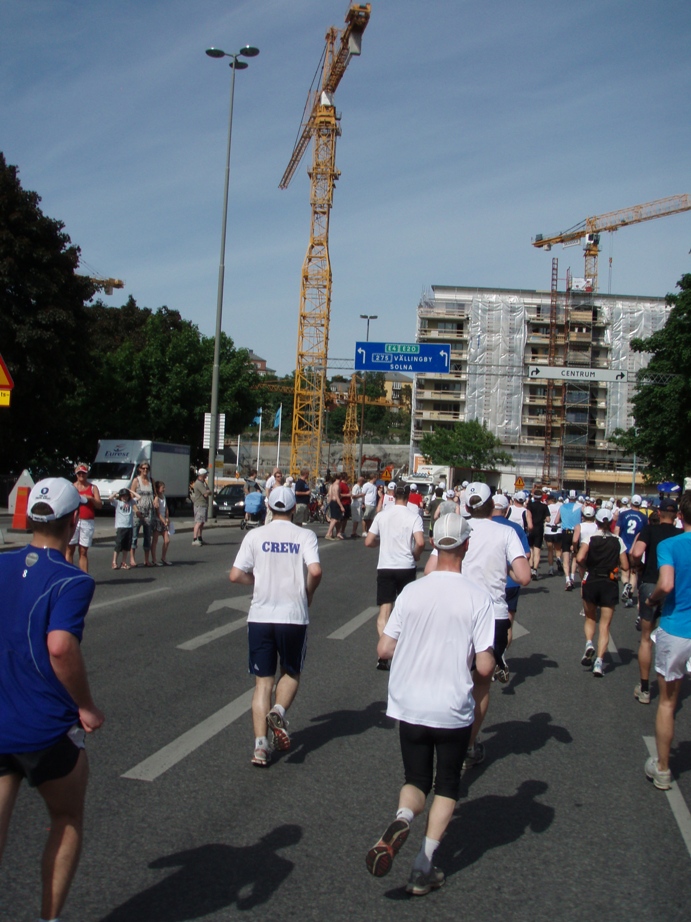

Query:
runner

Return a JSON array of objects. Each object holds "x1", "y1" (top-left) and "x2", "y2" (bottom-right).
[{"x1": 365, "y1": 514, "x2": 495, "y2": 895}]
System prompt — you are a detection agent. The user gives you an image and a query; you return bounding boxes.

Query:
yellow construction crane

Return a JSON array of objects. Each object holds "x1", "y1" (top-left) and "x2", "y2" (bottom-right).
[
  {"x1": 280, "y1": 2, "x2": 371, "y2": 481},
  {"x1": 341, "y1": 373, "x2": 392, "y2": 483},
  {"x1": 532, "y1": 194, "x2": 690, "y2": 292}
]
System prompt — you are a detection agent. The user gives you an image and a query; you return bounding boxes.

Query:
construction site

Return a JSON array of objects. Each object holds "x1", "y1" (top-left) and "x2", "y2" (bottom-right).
[{"x1": 233, "y1": 3, "x2": 689, "y2": 494}]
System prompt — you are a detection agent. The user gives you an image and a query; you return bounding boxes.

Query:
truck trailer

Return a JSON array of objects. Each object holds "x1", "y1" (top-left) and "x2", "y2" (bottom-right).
[{"x1": 88, "y1": 440, "x2": 191, "y2": 513}]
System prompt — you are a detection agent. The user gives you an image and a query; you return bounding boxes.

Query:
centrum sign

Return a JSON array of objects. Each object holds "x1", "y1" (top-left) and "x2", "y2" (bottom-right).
[
  {"x1": 355, "y1": 341, "x2": 451, "y2": 373},
  {"x1": 527, "y1": 365, "x2": 628, "y2": 383}
]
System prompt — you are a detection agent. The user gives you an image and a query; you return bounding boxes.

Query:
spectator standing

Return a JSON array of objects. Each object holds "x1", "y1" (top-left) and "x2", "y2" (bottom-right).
[
  {"x1": 350, "y1": 475, "x2": 366, "y2": 538},
  {"x1": 337, "y1": 473, "x2": 352, "y2": 538},
  {"x1": 0, "y1": 478, "x2": 104, "y2": 922},
  {"x1": 130, "y1": 460, "x2": 155, "y2": 565},
  {"x1": 230, "y1": 486, "x2": 321, "y2": 767},
  {"x1": 110, "y1": 487, "x2": 138, "y2": 569},
  {"x1": 361, "y1": 473, "x2": 379, "y2": 536},
  {"x1": 66, "y1": 462, "x2": 102, "y2": 573},
  {"x1": 152, "y1": 480, "x2": 171, "y2": 566},
  {"x1": 324, "y1": 474, "x2": 345, "y2": 540},
  {"x1": 191, "y1": 468, "x2": 210, "y2": 547}
]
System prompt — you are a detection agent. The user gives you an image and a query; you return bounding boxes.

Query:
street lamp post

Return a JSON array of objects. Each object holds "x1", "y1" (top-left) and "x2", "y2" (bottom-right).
[
  {"x1": 205, "y1": 44, "x2": 259, "y2": 516},
  {"x1": 357, "y1": 314, "x2": 377, "y2": 477}
]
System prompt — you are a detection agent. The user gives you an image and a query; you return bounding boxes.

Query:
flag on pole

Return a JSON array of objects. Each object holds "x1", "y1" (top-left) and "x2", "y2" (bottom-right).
[
  {"x1": 253, "y1": 408, "x2": 263, "y2": 425},
  {"x1": 273, "y1": 405, "x2": 282, "y2": 429}
]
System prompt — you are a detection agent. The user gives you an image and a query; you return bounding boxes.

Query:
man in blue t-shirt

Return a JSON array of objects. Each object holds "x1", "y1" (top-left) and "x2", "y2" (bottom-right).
[
  {"x1": 643, "y1": 491, "x2": 691, "y2": 791},
  {"x1": 0, "y1": 478, "x2": 104, "y2": 922},
  {"x1": 616, "y1": 494, "x2": 648, "y2": 605},
  {"x1": 557, "y1": 492, "x2": 582, "y2": 591}
]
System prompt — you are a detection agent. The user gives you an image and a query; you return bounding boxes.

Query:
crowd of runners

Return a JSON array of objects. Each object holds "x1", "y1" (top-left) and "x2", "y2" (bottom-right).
[{"x1": 2, "y1": 471, "x2": 690, "y2": 917}]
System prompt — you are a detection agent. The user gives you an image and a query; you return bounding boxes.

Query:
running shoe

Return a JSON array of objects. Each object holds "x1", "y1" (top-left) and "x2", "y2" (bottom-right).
[
  {"x1": 192, "y1": 538, "x2": 202, "y2": 547},
  {"x1": 365, "y1": 819, "x2": 410, "y2": 877},
  {"x1": 556, "y1": 558, "x2": 564, "y2": 573},
  {"x1": 645, "y1": 756, "x2": 672, "y2": 790},
  {"x1": 634, "y1": 683, "x2": 651, "y2": 705},
  {"x1": 531, "y1": 568, "x2": 537, "y2": 580},
  {"x1": 548, "y1": 566, "x2": 555, "y2": 576},
  {"x1": 405, "y1": 866, "x2": 445, "y2": 896},
  {"x1": 266, "y1": 709, "x2": 291, "y2": 751},
  {"x1": 565, "y1": 580, "x2": 573, "y2": 592},
  {"x1": 635, "y1": 615, "x2": 642, "y2": 632},
  {"x1": 462, "y1": 742, "x2": 485, "y2": 769},
  {"x1": 625, "y1": 598, "x2": 634, "y2": 609},
  {"x1": 581, "y1": 643, "x2": 595, "y2": 666},
  {"x1": 251, "y1": 746, "x2": 271, "y2": 767},
  {"x1": 494, "y1": 660, "x2": 510, "y2": 684},
  {"x1": 592, "y1": 657, "x2": 604, "y2": 677},
  {"x1": 376, "y1": 658, "x2": 391, "y2": 671},
  {"x1": 622, "y1": 583, "x2": 633, "y2": 601}
]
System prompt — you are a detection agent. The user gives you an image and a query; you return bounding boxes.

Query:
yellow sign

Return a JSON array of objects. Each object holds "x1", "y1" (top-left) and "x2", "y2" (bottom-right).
[
  {"x1": 514, "y1": 477, "x2": 524, "y2": 490},
  {"x1": 0, "y1": 354, "x2": 13, "y2": 389},
  {"x1": 0, "y1": 390, "x2": 10, "y2": 407}
]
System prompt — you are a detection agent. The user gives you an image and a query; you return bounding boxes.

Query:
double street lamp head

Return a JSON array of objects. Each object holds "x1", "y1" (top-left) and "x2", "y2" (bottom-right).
[{"x1": 206, "y1": 45, "x2": 260, "y2": 67}]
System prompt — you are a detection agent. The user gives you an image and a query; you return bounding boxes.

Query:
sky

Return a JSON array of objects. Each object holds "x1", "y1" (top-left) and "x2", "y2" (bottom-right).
[{"x1": 3, "y1": 0, "x2": 690, "y2": 377}]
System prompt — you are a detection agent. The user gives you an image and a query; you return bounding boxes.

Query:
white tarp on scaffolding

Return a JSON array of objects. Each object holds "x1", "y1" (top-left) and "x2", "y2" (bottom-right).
[
  {"x1": 465, "y1": 294, "x2": 526, "y2": 441},
  {"x1": 603, "y1": 298, "x2": 671, "y2": 436}
]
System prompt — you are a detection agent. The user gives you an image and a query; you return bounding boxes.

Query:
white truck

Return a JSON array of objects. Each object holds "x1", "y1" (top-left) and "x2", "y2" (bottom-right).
[{"x1": 88, "y1": 440, "x2": 191, "y2": 514}]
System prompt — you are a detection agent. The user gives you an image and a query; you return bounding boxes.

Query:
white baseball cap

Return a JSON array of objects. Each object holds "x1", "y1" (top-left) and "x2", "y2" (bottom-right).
[
  {"x1": 631, "y1": 494, "x2": 642, "y2": 506},
  {"x1": 493, "y1": 494, "x2": 509, "y2": 510},
  {"x1": 267, "y1": 486, "x2": 296, "y2": 511},
  {"x1": 387, "y1": 482, "x2": 396, "y2": 491},
  {"x1": 596, "y1": 508, "x2": 613, "y2": 524},
  {"x1": 28, "y1": 478, "x2": 86, "y2": 522},
  {"x1": 445, "y1": 489, "x2": 455, "y2": 499},
  {"x1": 409, "y1": 483, "x2": 417, "y2": 491},
  {"x1": 466, "y1": 482, "x2": 492, "y2": 506},
  {"x1": 197, "y1": 468, "x2": 208, "y2": 476},
  {"x1": 582, "y1": 505, "x2": 595, "y2": 518},
  {"x1": 434, "y1": 513, "x2": 471, "y2": 549}
]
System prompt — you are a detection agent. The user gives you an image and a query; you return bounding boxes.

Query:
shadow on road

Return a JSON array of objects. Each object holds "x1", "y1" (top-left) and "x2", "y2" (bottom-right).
[
  {"x1": 283, "y1": 700, "x2": 391, "y2": 764},
  {"x1": 501, "y1": 651, "x2": 559, "y2": 695},
  {"x1": 384, "y1": 781, "x2": 554, "y2": 899},
  {"x1": 99, "y1": 824, "x2": 302, "y2": 920}
]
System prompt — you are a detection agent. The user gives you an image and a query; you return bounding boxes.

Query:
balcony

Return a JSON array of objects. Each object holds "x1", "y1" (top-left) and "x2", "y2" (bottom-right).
[
  {"x1": 416, "y1": 389, "x2": 464, "y2": 401},
  {"x1": 415, "y1": 409, "x2": 464, "y2": 422},
  {"x1": 419, "y1": 327, "x2": 466, "y2": 341},
  {"x1": 418, "y1": 303, "x2": 465, "y2": 320}
]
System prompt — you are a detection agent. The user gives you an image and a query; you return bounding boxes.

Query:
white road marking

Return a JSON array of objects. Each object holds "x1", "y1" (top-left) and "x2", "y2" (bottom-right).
[
  {"x1": 178, "y1": 617, "x2": 246, "y2": 650},
  {"x1": 328, "y1": 606, "x2": 378, "y2": 640},
  {"x1": 207, "y1": 595, "x2": 252, "y2": 614},
  {"x1": 122, "y1": 688, "x2": 255, "y2": 782},
  {"x1": 607, "y1": 633, "x2": 622, "y2": 664},
  {"x1": 643, "y1": 736, "x2": 691, "y2": 858},
  {"x1": 511, "y1": 620, "x2": 529, "y2": 640},
  {"x1": 90, "y1": 587, "x2": 171, "y2": 610}
]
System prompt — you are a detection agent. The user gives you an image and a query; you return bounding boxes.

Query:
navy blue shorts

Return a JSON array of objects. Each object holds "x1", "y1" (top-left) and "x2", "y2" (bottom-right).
[
  {"x1": 505, "y1": 585, "x2": 520, "y2": 613},
  {"x1": 247, "y1": 623, "x2": 308, "y2": 678}
]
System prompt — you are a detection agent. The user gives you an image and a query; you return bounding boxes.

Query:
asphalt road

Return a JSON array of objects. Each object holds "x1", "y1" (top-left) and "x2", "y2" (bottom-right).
[{"x1": 3, "y1": 522, "x2": 691, "y2": 921}]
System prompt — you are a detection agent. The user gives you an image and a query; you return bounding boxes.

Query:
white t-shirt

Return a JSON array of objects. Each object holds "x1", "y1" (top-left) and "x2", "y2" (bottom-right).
[
  {"x1": 463, "y1": 517, "x2": 526, "y2": 620},
  {"x1": 384, "y1": 571, "x2": 495, "y2": 728},
  {"x1": 362, "y1": 482, "x2": 378, "y2": 507},
  {"x1": 507, "y1": 505, "x2": 528, "y2": 531},
  {"x1": 368, "y1": 503, "x2": 423, "y2": 570},
  {"x1": 547, "y1": 502, "x2": 562, "y2": 535},
  {"x1": 380, "y1": 492, "x2": 396, "y2": 512},
  {"x1": 232, "y1": 520, "x2": 320, "y2": 624},
  {"x1": 351, "y1": 482, "x2": 365, "y2": 509},
  {"x1": 577, "y1": 520, "x2": 598, "y2": 544}
]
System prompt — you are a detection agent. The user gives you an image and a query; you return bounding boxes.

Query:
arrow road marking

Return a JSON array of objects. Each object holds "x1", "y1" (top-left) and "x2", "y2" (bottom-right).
[
  {"x1": 511, "y1": 620, "x2": 529, "y2": 640},
  {"x1": 206, "y1": 595, "x2": 252, "y2": 614}
]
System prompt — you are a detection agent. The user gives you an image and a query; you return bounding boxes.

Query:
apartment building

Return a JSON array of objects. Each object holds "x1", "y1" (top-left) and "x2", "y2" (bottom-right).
[{"x1": 411, "y1": 284, "x2": 669, "y2": 493}]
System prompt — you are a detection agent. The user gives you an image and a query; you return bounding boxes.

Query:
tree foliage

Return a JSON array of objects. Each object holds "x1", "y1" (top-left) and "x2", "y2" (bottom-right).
[
  {"x1": 617, "y1": 274, "x2": 691, "y2": 484},
  {"x1": 420, "y1": 419, "x2": 513, "y2": 471},
  {"x1": 0, "y1": 155, "x2": 262, "y2": 474}
]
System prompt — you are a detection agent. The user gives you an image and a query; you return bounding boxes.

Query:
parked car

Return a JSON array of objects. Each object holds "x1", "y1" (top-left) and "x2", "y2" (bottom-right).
[{"x1": 214, "y1": 482, "x2": 247, "y2": 518}]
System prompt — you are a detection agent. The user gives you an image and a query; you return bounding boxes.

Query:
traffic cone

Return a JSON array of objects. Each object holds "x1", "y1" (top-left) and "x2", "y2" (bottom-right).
[{"x1": 9, "y1": 486, "x2": 31, "y2": 533}]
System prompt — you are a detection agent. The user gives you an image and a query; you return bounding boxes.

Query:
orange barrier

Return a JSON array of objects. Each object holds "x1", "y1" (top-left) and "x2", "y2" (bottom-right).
[{"x1": 11, "y1": 486, "x2": 31, "y2": 532}]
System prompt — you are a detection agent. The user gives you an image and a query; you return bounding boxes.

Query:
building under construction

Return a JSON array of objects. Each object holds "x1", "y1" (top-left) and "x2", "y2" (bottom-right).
[{"x1": 410, "y1": 282, "x2": 670, "y2": 494}]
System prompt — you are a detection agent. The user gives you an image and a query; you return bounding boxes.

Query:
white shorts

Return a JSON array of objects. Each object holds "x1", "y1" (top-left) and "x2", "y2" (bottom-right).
[
  {"x1": 653, "y1": 628, "x2": 691, "y2": 682},
  {"x1": 69, "y1": 519, "x2": 96, "y2": 548},
  {"x1": 351, "y1": 503, "x2": 363, "y2": 523},
  {"x1": 363, "y1": 504, "x2": 377, "y2": 521}
]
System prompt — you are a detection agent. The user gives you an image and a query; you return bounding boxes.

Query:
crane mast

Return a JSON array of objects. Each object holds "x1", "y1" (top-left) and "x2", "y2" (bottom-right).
[
  {"x1": 280, "y1": 3, "x2": 371, "y2": 481},
  {"x1": 533, "y1": 193, "x2": 690, "y2": 292}
]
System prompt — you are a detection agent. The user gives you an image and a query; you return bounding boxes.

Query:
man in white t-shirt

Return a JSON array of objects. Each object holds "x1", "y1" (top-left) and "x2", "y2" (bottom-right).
[
  {"x1": 230, "y1": 486, "x2": 322, "y2": 767},
  {"x1": 350, "y1": 475, "x2": 366, "y2": 538},
  {"x1": 365, "y1": 513, "x2": 495, "y2": 896},
  {"x1": 365, "y1": 484, "x2": 425, "y2": 670},
  {"x1": 361, "y1": 473, "x2": 378, "y2": 536},
  {"x1": 462, "y1": 482, "x2": 531, "y2": 767}
]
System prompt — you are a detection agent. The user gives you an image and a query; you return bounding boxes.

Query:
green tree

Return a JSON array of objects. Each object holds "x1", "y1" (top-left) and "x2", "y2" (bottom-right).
[
  {"x1": 614, "y1": 274, "x2": 691, "y2": 484},
  {"x1": 0, "y1": 153, "x2": 95, "y2": 472},
  {"x1": 420, "y1": 419, "x2": 513, "y2": 471},
  {"x1": 75, "y1": 300, "x2": 262, "y2": 466}
]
